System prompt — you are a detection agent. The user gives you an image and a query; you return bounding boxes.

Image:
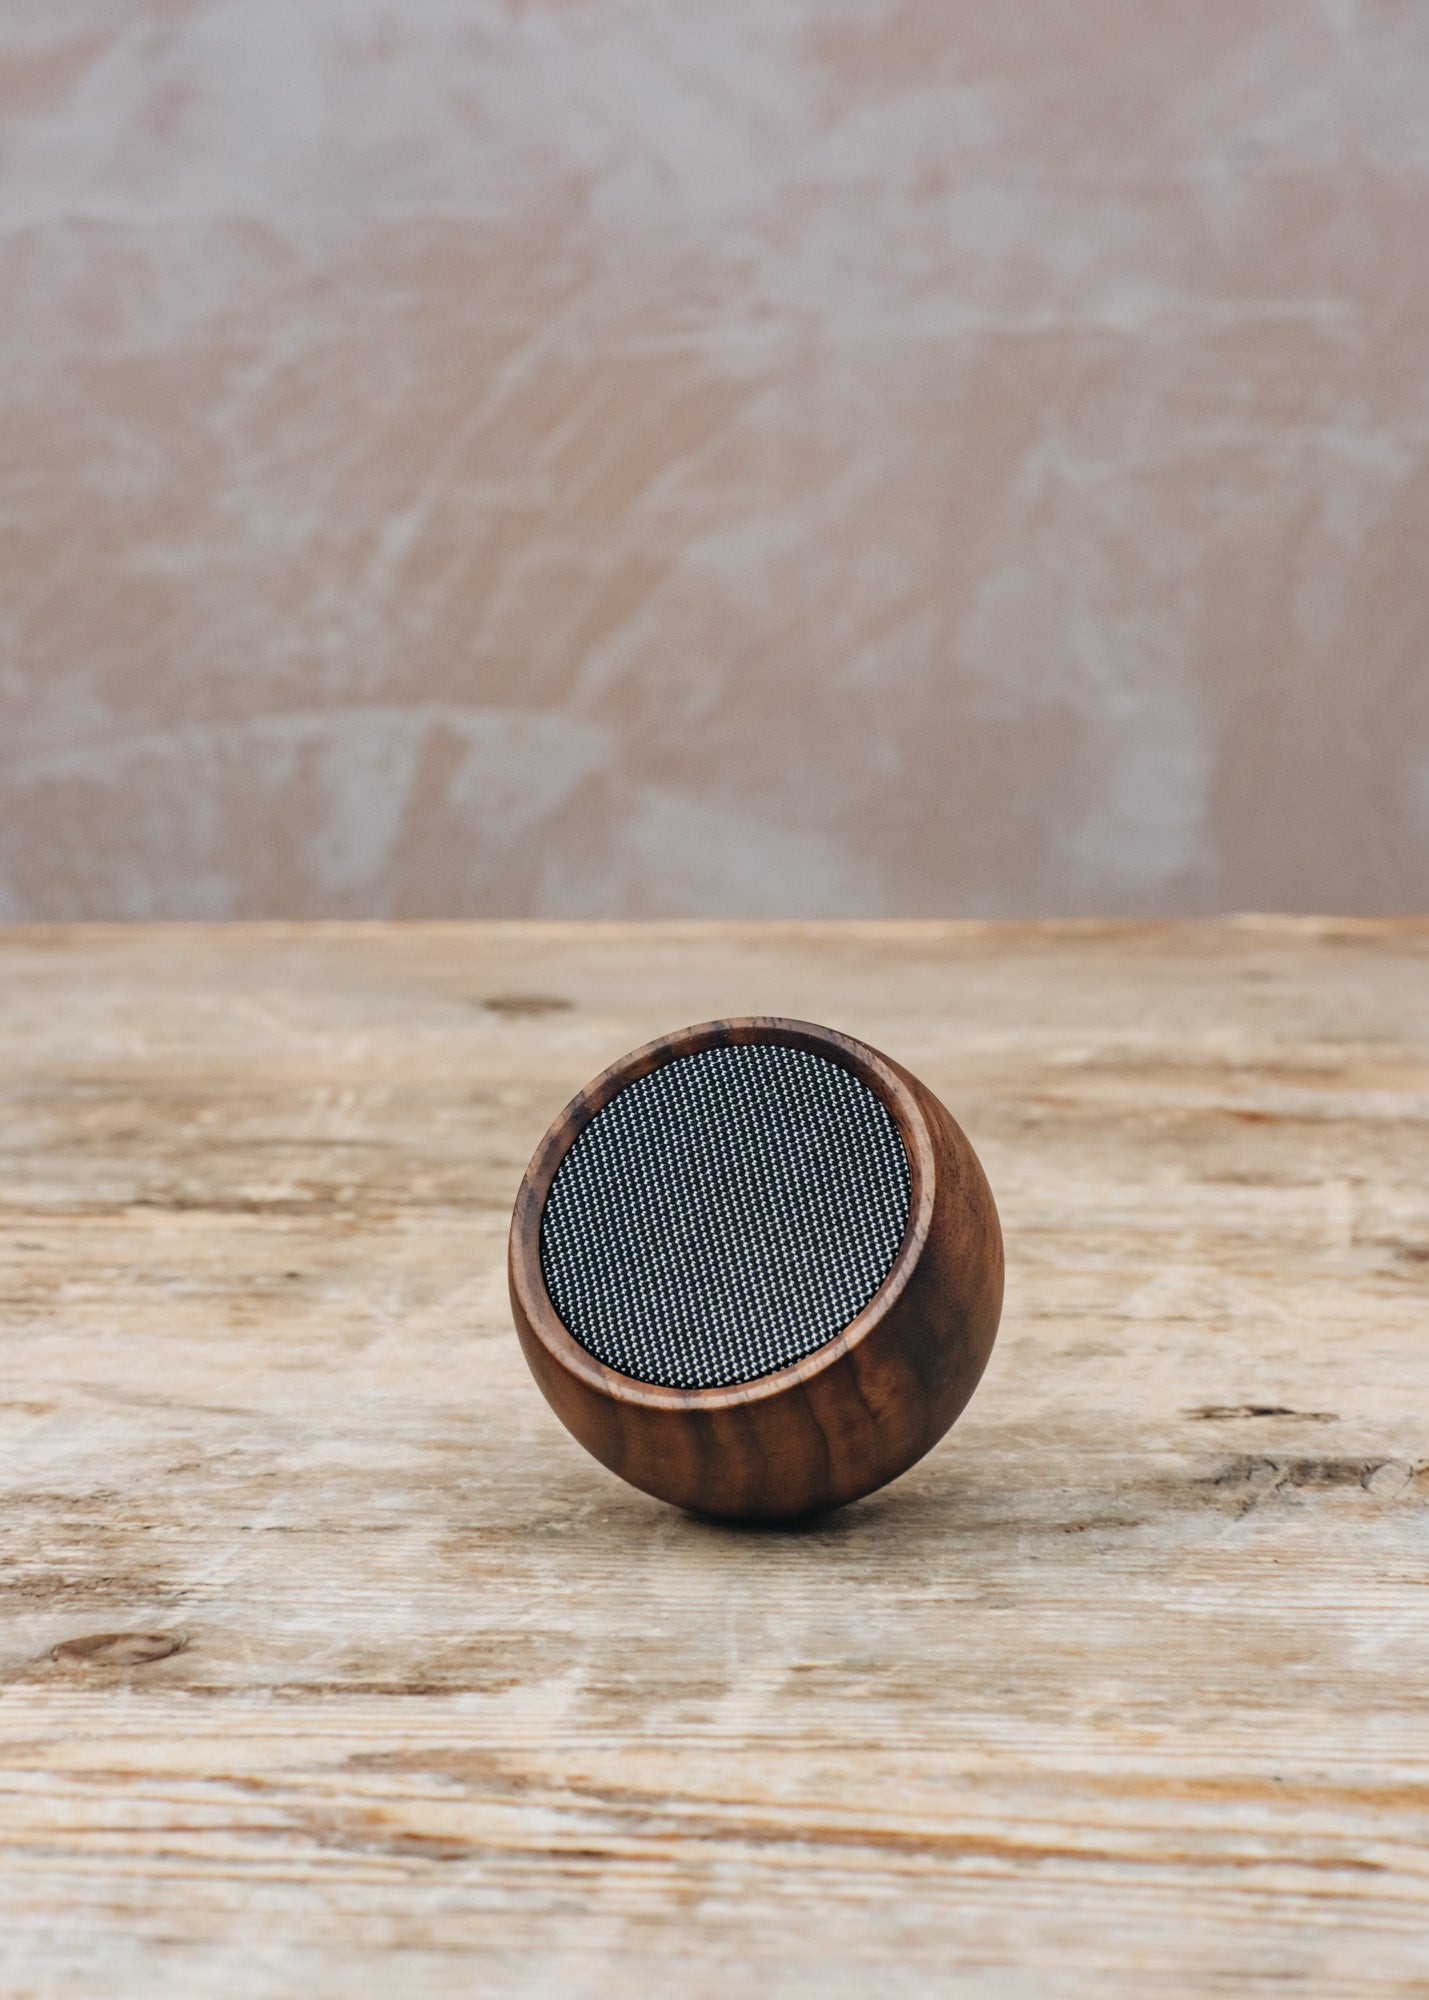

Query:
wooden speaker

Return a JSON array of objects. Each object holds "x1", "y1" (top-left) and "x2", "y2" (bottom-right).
[{"x1": 508, "y1": 1017, "x2": 1003, "y2": 1521}]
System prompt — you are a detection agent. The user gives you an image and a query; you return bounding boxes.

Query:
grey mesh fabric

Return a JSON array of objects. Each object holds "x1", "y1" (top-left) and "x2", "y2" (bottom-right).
[{"x1": 539, "y1": 1040, "x2": 911, "y2": 1389}]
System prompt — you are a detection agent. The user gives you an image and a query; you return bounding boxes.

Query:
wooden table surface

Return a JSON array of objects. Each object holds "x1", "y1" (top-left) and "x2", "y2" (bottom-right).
[{"x1": 2, "y1": 920, "x2": 1427, "y2": 1998}]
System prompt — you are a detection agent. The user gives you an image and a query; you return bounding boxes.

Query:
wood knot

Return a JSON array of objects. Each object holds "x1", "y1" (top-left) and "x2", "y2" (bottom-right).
[
  {"x1": 479, "y1": 994, "x2": 572, "y2": 1017},
  {"x1": 50, "y1": 1630, "x2": 187, "y2": 1667}
]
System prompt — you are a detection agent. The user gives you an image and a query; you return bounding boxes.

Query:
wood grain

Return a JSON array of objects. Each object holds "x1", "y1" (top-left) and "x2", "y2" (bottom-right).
[
  {"x1": 1, "y1": 920, "x2": 1427, "y2": 1998},
  {"x1": 509, "y1": 1015, "x2": 1004, "y2": 1520}
]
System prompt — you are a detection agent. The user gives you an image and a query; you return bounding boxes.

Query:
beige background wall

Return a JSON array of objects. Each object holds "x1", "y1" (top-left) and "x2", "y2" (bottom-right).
[{"x1": 2, "y1": 1, "x2": 1427, "y2": 919}]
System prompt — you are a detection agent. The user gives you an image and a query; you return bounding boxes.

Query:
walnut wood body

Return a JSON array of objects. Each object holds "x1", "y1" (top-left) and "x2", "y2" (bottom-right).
[{"x1": 508, "y1": 1017, "x2": 1004, "y2": 1520}]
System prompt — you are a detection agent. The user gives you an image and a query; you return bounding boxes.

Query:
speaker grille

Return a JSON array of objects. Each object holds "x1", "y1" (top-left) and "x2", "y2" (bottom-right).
[{"x1": 539, "y1": 1041, "x2": 911, "y2": 1390}]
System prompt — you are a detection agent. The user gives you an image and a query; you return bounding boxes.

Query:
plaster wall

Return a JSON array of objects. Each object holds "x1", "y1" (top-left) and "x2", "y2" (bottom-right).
[{"x1": 3, "y1": 2, "x2": 1426, "y2": 916}]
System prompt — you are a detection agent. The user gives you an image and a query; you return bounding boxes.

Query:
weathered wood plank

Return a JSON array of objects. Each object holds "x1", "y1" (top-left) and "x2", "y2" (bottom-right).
[{"x1": 1, "y1": 920, "x2": 1427, "y2": 1997}]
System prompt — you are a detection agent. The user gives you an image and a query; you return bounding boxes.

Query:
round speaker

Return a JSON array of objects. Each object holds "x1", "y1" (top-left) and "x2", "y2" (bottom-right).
[{"x1": 508, "y1": 1017, "x2": 1003, "y2": 1521}]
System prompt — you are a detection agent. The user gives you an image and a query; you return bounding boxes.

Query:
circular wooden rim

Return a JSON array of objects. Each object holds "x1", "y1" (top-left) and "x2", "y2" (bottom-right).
[{"x1": 508, "y1": 1016, "x2": 938, "y2": 1412}]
